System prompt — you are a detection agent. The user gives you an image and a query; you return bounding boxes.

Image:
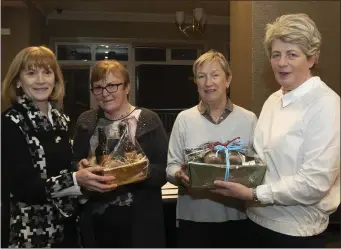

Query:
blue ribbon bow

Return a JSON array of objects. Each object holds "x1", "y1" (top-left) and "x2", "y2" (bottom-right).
[{"x1": 214, "y1": 139, "x2": 243, "y2": 181}]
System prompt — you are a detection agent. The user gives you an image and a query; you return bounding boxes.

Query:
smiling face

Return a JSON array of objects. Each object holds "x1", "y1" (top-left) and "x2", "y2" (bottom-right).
[
  {"x1": 93, "y1": 72, "x2": 130, "y2": 114},
  {"x1": 18, "y1": 67, "x2": 55, "y2": 103},
  {"x1": 195, "y1": 60, "x2": 231, "y2": 104},
  {"x1": 270, "y1": 39, "x2": 316, "y2": 90}
]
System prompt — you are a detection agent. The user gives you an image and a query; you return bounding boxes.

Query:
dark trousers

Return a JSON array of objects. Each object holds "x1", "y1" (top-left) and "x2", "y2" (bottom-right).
[
  {"x1": 92, "y1": 205, "x2": 133, "y2": 248},
  {"x1": 243, "y1": 218, "x2": 327, "y2": 248},
  {"x1": 177, "y1": 219, "x2": 247, "y2": 248},
  {"x1": 52, "y1": 216, "x2": 80, "y2": 248}
]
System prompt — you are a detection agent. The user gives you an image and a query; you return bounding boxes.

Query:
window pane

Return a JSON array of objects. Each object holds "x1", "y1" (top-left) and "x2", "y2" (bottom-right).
[
  {"x1": 57, "y1": 45, "x2": 91, "y2": 60},
  {"x1": 62, "y1": 68, "x2": 90, "y2": 135},
  {"x1": 135, "y1": 47, "x2": 166, "y2": 61},
  {"x1": 95, "y1": 45, "x2": 128, "y2": 61},
  {"x1": 171, "y1": 48, "x2": 197, "y2": 60},
  {"x1": 135, "y1": 64, "x2": 198, "y2": 109}
]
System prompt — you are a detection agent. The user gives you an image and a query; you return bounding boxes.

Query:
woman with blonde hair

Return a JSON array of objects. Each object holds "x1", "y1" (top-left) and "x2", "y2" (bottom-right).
[
  {"x1": 167, "y1": 49, "x2": 257, "y2": 247},
  {"x1": 1, "y1": 46, "x2": 117, "y2": 247},
  {"x1": 213, "y1": 13, "x2": 340, "y2": 248}
]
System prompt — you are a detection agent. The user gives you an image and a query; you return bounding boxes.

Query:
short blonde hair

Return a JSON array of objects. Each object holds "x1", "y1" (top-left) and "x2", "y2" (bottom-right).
[
  {"x1": 264, "y1": 13, "x2": 321, "y2": 63},
  {"x1": 193, "y1": 49, "x2": 232, "y2": 83},
  {"x1": 1, "y1": 46, "x2": 64, "y2": 106},
  {"x1": 90, "y1": 60, "x2": 130, "y2": 88}
]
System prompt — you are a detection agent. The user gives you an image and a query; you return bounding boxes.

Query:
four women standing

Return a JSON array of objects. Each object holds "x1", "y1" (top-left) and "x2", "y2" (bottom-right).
[{"x1": 1, "y1": 12, "x2": 339, "y2": 248}]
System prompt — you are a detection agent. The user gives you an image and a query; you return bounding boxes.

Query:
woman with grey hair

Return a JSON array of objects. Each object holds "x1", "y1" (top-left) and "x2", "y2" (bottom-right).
[{"x1": 212, "y1": 13, "x2": 340, "y2": 247}]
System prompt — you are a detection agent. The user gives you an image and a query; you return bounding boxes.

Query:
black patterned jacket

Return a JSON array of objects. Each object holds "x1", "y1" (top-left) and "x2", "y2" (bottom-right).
[{"x1": 1, "y1": 96, "x2": 79, "y2": 248}]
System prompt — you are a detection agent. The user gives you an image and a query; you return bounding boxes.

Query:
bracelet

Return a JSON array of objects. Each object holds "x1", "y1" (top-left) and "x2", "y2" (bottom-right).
[{"x1": 252, "y1": 188, "x2": 260, "y2": 203}]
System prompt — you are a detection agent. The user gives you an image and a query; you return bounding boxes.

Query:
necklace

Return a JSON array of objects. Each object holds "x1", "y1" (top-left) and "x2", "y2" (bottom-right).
[{"x1": 104, "y1": 105, "x2": 136, "y2": 121}]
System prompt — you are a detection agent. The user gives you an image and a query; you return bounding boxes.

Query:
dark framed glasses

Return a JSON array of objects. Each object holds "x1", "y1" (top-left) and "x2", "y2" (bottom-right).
[{"x1": 91, "y1": 82, "x2": 123, "y2": 95}]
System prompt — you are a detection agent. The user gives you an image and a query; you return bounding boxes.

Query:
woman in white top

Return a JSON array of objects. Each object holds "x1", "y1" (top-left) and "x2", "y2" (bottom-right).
[{"x1": 212, "y1": 13, "x2": 340, "y2": 248}]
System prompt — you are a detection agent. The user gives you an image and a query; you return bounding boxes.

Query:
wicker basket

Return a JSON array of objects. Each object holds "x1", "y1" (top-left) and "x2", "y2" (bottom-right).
[{"x1": 103, "y1": 159, "x2": 149, "y2": 186}]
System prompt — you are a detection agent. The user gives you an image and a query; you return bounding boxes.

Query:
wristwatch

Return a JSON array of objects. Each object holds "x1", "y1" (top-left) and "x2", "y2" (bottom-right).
[{"x1": 252, "y1": 188, "x2": 261, "y2": 203}]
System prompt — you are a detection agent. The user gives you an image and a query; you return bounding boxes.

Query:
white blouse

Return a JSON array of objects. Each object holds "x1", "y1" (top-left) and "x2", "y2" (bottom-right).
[{"x1": 247, "y1": 76, "x2": 340, "y2": 236}]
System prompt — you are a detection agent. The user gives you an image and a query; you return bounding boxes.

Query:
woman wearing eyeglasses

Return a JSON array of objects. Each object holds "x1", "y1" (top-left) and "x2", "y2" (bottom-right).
[{"x1": 72, "y1": 60, "x2": 168, "y2": 248}]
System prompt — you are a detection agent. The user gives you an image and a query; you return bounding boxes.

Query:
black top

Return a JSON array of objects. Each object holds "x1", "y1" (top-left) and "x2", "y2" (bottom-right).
[{"x1": 72, "y1": 107, "x2": 169, "y2": 247}]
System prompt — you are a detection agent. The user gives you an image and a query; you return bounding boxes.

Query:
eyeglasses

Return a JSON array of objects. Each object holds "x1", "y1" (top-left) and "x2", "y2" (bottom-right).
[{"x1": 91, "y1": 82, "x2": 124, "y2": 95}]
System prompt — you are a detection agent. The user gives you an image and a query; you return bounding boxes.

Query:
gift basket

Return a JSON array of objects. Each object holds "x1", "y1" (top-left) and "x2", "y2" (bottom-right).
[
  {"x1": 88, "y1": 117, "x2": 149, "y2": 186},
  {"x1": 184, "y1": 137, "x2": 267, "y2": 189}
]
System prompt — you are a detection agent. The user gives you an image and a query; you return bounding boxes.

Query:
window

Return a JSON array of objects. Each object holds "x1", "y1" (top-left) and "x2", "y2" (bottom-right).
[
  {"x1": 95, "y1": 45, "x2": 128, "y2": 61},
  {"x1": 135, "y1": 47, "x2": 166, "y2": 61},
  {"x1": 171, "y1": 48, "x2": 198, "y2": 60},
  {"x1": 57, "y1": 45, "x2": 91, "y2": 61}
]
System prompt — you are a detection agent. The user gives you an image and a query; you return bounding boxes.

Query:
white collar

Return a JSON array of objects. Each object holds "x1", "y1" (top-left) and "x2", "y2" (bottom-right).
[{"x1": 281, "y1": 76, "x2": 320, "y2": 107}]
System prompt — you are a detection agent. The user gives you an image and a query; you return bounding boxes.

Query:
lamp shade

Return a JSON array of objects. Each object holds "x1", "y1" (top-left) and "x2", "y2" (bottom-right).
[
  {"x1": 175, "y1": 11, "x2": 185, "y2": 25},
  {"x1": 193, "y1": 8, "x2": 204, "y2": 21}
]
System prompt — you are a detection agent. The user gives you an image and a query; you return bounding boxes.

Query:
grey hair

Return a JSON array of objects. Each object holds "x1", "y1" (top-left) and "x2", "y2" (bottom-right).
[
  {"x1": 264, "y1": 13, "x2": 321, "y2": 64},
  {"x1": 193, "y1": 49, "x2": 232, "y2": 83}
]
